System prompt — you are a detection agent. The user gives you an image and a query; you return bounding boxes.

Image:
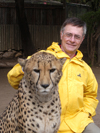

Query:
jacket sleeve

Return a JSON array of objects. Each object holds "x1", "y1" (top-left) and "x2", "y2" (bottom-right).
[
  {"x1": 7, "y1": 56, "x2": 31, "y2": 89},
  {"x1": 7, "y1": 63, "x2": 24, "y2": 89},
  {"x1": 84, "y1": 67, "x2": 99, "y2": 117}
]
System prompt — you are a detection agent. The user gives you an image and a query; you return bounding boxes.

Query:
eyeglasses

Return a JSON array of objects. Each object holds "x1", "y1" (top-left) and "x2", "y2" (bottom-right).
[{"x1": 63, "y1": 32, "x2": 83, "y2": 41}]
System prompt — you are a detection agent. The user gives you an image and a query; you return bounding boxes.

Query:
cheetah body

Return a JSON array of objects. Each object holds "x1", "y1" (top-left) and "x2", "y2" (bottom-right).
[{"x1": 0, "y1": 52, "x2": 66, "y2": 133}]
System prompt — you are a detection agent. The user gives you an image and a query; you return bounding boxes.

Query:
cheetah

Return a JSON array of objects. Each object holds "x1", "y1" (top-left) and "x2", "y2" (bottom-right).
[{"x1": 0, "y1": 51, "x2": 66, "y2": 133}]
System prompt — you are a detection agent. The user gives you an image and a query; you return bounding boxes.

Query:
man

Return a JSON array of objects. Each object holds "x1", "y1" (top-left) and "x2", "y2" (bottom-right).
[{"x1": 7, "y1": 17, "x2": 100, "y2": 133}]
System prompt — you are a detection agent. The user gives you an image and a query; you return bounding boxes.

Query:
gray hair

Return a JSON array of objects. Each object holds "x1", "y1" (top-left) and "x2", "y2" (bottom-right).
[{"x1": 60, "y1": 17, "x2": 87, "y2": 36}]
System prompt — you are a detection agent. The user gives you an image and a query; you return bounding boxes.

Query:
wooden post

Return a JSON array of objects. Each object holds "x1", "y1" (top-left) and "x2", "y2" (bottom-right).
[
  {"x1": 61, "y1": 0, "x2": 67, "y2": 21},
  {"x1": 15, "y1": 0, "x2": 36, "y2": 56}
]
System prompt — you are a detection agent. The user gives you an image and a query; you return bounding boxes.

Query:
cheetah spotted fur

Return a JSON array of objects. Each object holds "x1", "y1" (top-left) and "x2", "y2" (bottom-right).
[{"x1": 0, "y1": 51, "x2": 66, "y2": 133}]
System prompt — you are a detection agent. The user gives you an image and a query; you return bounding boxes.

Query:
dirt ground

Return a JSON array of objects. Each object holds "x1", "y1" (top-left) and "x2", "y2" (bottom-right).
[{"x1": 0, "y1": 67, "x2": 100, "y2": 128}]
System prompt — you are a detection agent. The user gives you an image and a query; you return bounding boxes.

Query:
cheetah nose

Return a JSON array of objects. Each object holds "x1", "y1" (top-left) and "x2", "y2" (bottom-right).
[{"x1": 41, "y1": 84, "x2": 49, "y2": 89}]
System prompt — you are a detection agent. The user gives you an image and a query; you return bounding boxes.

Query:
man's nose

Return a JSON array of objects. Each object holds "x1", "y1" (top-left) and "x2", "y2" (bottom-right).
[{"x1": 70, "y1": 35, "x2": 75, "y2": 42}]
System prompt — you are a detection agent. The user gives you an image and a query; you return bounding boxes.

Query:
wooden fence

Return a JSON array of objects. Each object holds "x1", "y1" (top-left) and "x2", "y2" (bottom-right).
[
  {"x1": 0, "y1": 3, "x2": 63, "y2": 51},
  {"x1": 0, "y1": 25, "x2": 61, "y2": 51},
  {"x1": 0, "y1": 2, "x2": 90, "y2": 52}
]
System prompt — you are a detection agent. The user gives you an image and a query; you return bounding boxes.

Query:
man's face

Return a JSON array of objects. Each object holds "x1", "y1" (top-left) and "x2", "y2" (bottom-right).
[{"x1": 60, "y1": 24, "x2": 84, "y2": 57}]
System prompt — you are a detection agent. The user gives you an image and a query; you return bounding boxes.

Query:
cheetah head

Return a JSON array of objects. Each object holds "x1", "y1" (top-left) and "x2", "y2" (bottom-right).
[{"x1": 18, "y1": 52, "x2": 66, "y2": 101}]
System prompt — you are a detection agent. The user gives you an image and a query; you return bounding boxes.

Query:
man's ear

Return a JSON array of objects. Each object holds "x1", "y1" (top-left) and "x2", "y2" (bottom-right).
[
  {"x1": 60, "y1": 31, "x2": 63, "y2": 40},
  {"x1": 82, "y1": 35, "x2": 85, "y2": 41}
]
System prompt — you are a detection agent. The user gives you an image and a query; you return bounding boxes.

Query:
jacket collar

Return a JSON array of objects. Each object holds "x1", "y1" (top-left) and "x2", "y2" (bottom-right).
[{"x1": 47, "y1": 42, "x2": 84, "y2": 66}]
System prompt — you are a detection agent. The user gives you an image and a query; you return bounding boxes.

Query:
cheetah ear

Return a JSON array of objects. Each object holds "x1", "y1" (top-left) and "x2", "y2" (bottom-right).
[
  {"x1": 59, "y1": 57, "x2": 66, "y2": 65},
  {"x1": 18, "y1": 58, "x2": 28, "y2": 68}
]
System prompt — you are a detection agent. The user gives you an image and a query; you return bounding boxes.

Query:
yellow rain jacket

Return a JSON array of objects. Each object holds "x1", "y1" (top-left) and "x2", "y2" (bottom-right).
[{"x1": 7, "y1": 42, "x2": 99, "y2": 133}]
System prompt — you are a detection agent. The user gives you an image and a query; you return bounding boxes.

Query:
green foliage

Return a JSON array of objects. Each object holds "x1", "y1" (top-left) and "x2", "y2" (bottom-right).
[
  {"x1": 86, "y1": 0, "x2": 100, "y2": 11},
  {"x1": 81, "y1": 9, "x2": 100, "y2": 35}
]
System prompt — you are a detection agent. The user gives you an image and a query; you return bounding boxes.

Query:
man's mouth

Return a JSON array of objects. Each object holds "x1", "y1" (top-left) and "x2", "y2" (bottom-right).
[{"x1": 67, "y1": 43, "x2": 76, "y2": 47}]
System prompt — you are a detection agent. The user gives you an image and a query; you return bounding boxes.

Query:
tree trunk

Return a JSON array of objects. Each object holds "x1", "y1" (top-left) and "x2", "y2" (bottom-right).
[
  {"x1": 87, "y1": 33, "x2": 96, "y2": 66},
  {"x1": 15, "y1": 0, "x2": 36, "y2": 57}
]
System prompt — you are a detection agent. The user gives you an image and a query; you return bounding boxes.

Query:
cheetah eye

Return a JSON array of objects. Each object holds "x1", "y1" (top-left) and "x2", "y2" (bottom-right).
[
  {"x1": 33, "y1": 69, "x2": 40, "y2": 73},
  {"x1": 50, "y1": 68, "x2": 56, "y2": 73}
]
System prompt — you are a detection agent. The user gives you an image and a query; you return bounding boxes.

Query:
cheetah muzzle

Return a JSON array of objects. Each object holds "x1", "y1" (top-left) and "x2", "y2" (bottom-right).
[{"x1": 0, "y1": 51, "x2": 66, "y2": 133}]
